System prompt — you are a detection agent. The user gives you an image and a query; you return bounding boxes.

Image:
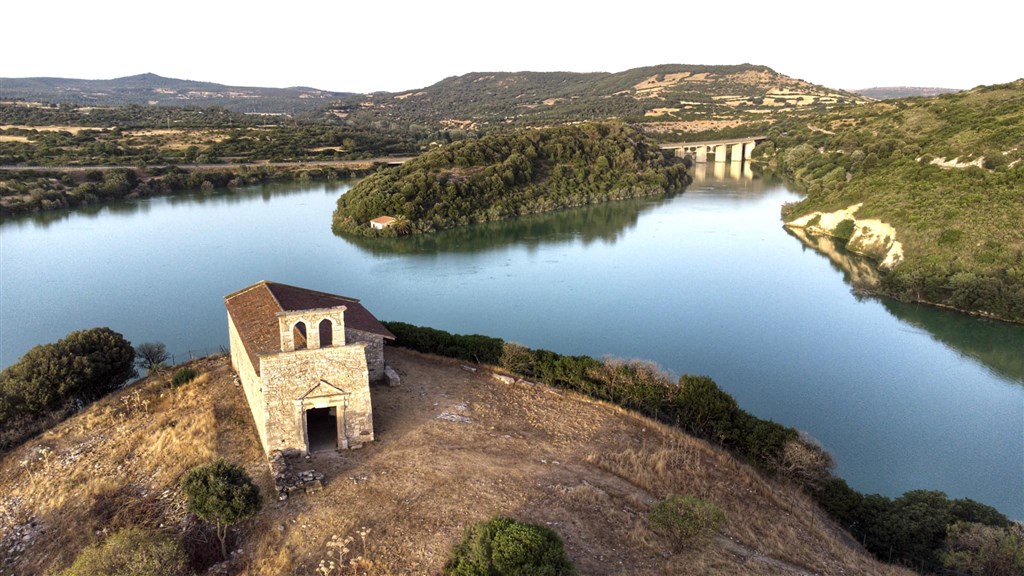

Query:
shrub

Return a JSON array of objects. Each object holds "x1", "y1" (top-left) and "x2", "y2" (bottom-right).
[
  {"x1": 648, "y1": 495, "x2": 726, "y2": 545},
  {"x1": 383, "y1": 321, "x2": 504, "y2": 364},
  {"x1": 0, "y1": 327, "x2": 136, "y2": 421},
  {"x1": 181, "y1": 460, "x2": 262, "y2": 559},
  {"x1": 445, "y1": 516, "x2": 576, "y2": 576},
  {"x1": 832, "y1": 218, "x2": 856, "y2": 241},
  {"x1": 674, "y1": 375, "x2": 741, "y2": 445},
  {"x1": 941, "y1": 522, "x2": 1024, "y2": 576},
  {"x1": 171, "y1": 367, "x2": 198, "y2": 388},
  {"x1": 61, "y1": 527, "x2": 189, "y2": 576}
]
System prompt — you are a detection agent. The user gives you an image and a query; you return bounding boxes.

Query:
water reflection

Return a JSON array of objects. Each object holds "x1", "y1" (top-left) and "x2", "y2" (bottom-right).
[
  {"x1": 340, "y1": 192, "x2": 680, "y2": 256},
  {"x1": 882, "y1": 300, "x2": 1024, "y2": 384},
  {"x1": 3, "y1": 181, "x2": 349, "y2": 230},
  {"x1": 785, "y1": 227, "x2": 1024, "y2": 385},
  {"x1": 784, "y1": 227, "x2": 882, "y2": 288}
]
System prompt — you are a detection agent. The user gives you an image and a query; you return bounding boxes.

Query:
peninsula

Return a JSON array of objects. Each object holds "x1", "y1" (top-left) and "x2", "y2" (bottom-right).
[{"x1": 331, "y1": 122, "x2": 690, "y2": 236}]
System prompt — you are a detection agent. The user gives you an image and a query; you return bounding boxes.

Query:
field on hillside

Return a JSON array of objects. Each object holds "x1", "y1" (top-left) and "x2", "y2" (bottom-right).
[{"x1": 0, "y1": 349, "x2": 910, "y2": 575}]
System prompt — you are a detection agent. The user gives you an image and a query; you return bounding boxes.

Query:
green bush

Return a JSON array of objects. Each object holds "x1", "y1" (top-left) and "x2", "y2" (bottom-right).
[
  {"x1": 445, "y1": 516, "x2": 576, "y2": 576},
  {"x1": 181, "y1": 460, "x2": 262, "y2": 559},
  {"x1": 382, "y1": 321, "x2": 504, "y2": 364},
  {"x1": 61, "y1": 527, "x2": 189, "y2": 576},
  {"x1": 648, "y1": 494, "x2": 725, "y2": 544},
  {"x1": 832, "y1": 218, "x2": 856, "y2": 241},
  {"x1": 941, "y1": 522, "x2": 1024, "y2": 576},
  {"x1": 0, "y1": 328, "x2": 136, "y2": 441},
  {"x1": 171, "y1": 367, "x2": 198, "y2": 388}
]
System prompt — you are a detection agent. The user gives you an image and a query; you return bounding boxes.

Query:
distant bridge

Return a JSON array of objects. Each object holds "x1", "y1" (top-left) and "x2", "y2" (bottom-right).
[{"x1": 660, "y1": 136, "x2": 768, "y2": 163}]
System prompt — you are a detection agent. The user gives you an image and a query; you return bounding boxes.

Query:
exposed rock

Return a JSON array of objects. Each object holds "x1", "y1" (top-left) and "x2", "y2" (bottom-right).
[
  {"x1": 492, "y1": 373, "x2": 515, "y2": 385},
  {"x1": 385, "y1": 364, "x2": 401, "y2": 387},
  {"x1": 785, "y1": 203, "x2": 904, "y2": 273}
]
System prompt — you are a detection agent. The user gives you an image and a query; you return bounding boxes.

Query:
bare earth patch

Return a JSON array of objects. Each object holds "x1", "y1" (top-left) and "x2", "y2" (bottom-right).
[{"x1": 0, "y1": 350, "x2": 911, "y2": 575}]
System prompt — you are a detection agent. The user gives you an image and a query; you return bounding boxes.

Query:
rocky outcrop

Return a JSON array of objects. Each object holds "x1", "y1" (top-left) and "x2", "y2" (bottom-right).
[{"x1": 785, "y1": 203, "x2": 904, "y2": 272}]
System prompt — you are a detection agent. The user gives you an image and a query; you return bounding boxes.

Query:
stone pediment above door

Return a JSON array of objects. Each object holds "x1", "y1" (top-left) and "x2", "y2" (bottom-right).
[{"x1": 298, "y1": 379, "x2": 351, "y2": 403}]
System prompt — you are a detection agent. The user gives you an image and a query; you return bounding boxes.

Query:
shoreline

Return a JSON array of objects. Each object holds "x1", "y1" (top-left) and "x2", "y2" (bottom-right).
[{"x1": 0, "y1": 159, "x2": 410, "y2": 218}]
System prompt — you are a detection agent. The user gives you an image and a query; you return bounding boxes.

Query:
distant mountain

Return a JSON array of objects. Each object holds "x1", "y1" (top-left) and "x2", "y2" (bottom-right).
[
  {"x1": 0, "y1": 73, "x2": 354, "y2": 113},
  {"x1": 343, "y1": 64, "x2": 868, "y2": 132},
  {"x1": 853, "y1": 86, "x2": 961, "y2": 100}
]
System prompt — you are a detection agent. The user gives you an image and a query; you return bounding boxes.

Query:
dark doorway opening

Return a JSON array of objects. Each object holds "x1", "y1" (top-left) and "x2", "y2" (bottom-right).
[{"x1": 306, "y1": 407, "x2": 337, "y2": 452}]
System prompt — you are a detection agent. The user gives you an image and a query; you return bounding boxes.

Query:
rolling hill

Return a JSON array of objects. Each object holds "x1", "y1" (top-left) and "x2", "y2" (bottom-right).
[
  {"x1": 853, "y1": 86, "x2": 961, "y2": 100},
  {"x1": 0, "y1": 73, "x2": 353, "y2": 114},
  {"x1": 342, "y1": 64, "x2": 868, "y2": 135}
]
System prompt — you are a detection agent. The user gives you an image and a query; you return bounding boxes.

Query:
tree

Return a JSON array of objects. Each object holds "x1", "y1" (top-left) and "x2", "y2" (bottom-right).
[
  {"x1": 446, "y1": 516, "x2": 576, "y2": 576},
  {"x1": 941, "y1": 522, "x2": 1024, "y2": 576},
  {"x1": 181, "y1": 460, "x2": 262, "y2": 559},
  {"x1": 135, "y1": 342, "x2": 169, "y2": 372},
  {"x1": 61, "y1": 527, "x2": 189, "y2": 576},
  {"x1": 0, "y1": 327, "x2": 136, "y2": 420}
]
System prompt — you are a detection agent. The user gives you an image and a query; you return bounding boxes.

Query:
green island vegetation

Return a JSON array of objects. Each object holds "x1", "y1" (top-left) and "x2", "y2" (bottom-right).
[
  {"x1": 382, "y1": 320, "x2": 1020, "y2": 574},
  {"x1": 759, "y1": 80, "x2": 1024, "y2": 323},
  {"x1": 0, "y1": 327, "x2": 136, "y2": 452},
  {"x1": 332, "y1": 122, "x2": 690, "y2": 235}
]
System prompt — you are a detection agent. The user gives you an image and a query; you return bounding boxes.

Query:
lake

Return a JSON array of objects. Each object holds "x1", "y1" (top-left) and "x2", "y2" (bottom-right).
[{"x1": 2, "y1": 163, "x2": 1021, "y2": 519}]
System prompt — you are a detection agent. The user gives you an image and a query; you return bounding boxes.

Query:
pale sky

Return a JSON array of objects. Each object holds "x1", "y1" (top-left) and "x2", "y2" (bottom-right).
[{"x1": 3, "y1": 0, "x2": 1020, "y2": 94}]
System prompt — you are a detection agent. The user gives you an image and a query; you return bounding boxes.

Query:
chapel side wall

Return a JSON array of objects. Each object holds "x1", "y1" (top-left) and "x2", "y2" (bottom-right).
[
  {"x1": 228, "y1": 313, "x2": 269, "y2": 451},
  {"x1": 346, "y1": 328, "x2": 386, "y2": 383},
  {"x1": 259, "y1": 343, "x2": 374, "y2": 453}
]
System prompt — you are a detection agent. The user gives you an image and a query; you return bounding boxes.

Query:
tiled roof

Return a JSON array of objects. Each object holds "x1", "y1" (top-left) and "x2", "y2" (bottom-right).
[
  {"x1": 225, "y1": 281, "x2": 394, "y2": 375},
  {"x1": 370, "y1": 216, "x2": 396, "y2": 224}
]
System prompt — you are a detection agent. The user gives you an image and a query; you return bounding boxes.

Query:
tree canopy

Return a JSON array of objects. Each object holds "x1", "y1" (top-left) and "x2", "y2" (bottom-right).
[
  {"x1": 181, "y1": 460, "x2": 262, "y2": 559},
  {"x1": 333, "y1": 122, "x2": 690, "y2": 236}
]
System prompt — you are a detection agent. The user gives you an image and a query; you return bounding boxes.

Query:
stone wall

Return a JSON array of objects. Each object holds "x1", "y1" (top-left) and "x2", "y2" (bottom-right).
[
  {"x1": 228, "y1": 313, "x2": 269, "y2": 449},
  {"x1": 278, "y1": 307, "x2": 347, "y2": 352},
  {"x1": 347, "y1": 328, "x2": 386, "y2": 383},
  {"x1": 259, "y1": 343, "x2": 373, "y2": 454}
]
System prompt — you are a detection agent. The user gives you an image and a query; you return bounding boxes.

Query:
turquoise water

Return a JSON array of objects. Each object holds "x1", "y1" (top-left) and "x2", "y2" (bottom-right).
[{"x1": 1, "y1": 170, "x2": 1021, "y2": 518}]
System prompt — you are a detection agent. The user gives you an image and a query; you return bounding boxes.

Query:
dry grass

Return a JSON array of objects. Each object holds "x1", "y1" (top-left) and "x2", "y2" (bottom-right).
[
  {"x1": 0, "y1": 125, "x2": 96, "y2": 134},
  {"x1": 0, "y1": 349, "x2": 911, "y2": 575}
]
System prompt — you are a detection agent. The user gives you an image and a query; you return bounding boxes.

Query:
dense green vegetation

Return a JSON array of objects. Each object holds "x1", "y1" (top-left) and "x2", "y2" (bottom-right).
[
  {"x1": 813, "y1": 481, "x2": 1015, "y2": 573},
  {"x1": 0, "y1": 107, "x2": 421, "y2": 166},
  {"x1": 0, "y1": 327, "x2": 136, "y2": 452},
  {"x1": 382, "y1": 321, "x2": 1014, "y2": 574},
  {"x1": 0, "y1": 164, "x2": 372, "y2": 216},
  {"x1": 333, "y1": 122, "x2": 690, "y2": 235},
  {"x1": 765, "y1": 80, "x2": 1024, "y2": 322},
  {"x1": 445, "y1": 516, "x2": 576, "y2": 576}
]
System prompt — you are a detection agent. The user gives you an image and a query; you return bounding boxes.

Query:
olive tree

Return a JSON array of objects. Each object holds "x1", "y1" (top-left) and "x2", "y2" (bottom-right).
[{"x1": 181, "y1": 460, "x2": 262, "y2": 559}]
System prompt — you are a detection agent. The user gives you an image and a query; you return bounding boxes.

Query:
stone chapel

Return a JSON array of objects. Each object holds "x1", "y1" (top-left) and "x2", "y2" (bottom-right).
[{"x1": 224, "y1": 281, "x2": 394, "y2": 455}]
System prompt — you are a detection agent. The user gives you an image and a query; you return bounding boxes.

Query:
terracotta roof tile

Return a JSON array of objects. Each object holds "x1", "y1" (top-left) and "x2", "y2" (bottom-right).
[{"x1": 225, "y1": 281, "x2": 395, "y2": 375}]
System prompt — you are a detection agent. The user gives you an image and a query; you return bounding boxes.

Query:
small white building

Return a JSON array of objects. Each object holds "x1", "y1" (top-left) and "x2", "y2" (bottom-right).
[{"x1": 370, "y1": 216, "x2": 397, "y2": 230}]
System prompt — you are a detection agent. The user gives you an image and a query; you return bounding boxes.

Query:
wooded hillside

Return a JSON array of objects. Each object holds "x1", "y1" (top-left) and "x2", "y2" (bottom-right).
[{"x1": 332, "y1": 122, "x2": 690, "y2": 235}]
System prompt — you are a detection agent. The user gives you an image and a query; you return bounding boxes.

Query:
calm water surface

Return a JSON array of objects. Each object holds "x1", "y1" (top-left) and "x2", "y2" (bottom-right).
[{"x1": 2, "y1": 167, "x2": 1022, "y2": 518}]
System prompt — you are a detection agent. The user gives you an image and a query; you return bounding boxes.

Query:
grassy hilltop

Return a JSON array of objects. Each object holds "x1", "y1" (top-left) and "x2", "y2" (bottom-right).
[{"x1": 0, "y1": 350, "x2": 913, "y2": 576}]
